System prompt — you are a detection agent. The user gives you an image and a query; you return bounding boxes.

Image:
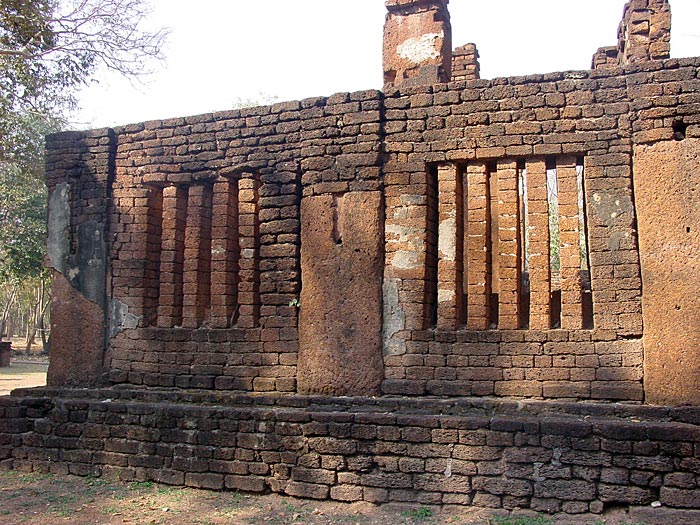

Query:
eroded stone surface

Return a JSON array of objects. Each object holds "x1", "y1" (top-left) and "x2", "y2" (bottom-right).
[
  {"x1": 47, "y1": 271, "x2": 106, "y2": 387},
  {"x1": 634, "y1": 139, "x2": 700, "y2": 405},
  {"x1": 298, "y1": 191, "x2": 384, "y2": 396},
  {"x1": 383, "y1": 0, "x2": 451, "y2": 88}
]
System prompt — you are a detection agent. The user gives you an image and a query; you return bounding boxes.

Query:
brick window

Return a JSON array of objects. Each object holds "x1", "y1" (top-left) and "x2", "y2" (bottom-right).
[
  {"x1": 143, "y1": 175, "x2": 260, "y2": 329},
  {"x1": 427, "y1": 157, "x2": 593, "y2": 331}
]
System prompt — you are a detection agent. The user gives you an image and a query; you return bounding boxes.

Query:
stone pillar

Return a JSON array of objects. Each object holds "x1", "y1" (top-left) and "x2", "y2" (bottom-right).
[
  {"x1": 557, "y1": 157, "x2": 584, "y2": 330},
  {"x1": 496, "y1": 160, "x2": 521, "y2": 330},
  {"x1": 436, "y1": 164, "x2": 464, "y2": 329},
  {"x1": 182, "y1": 184, "x2": 212, "y2": 328},
  {"x1": 525, "y1": 159, "x2": 551, "y2": 330},
  {"x1": 465, "y1": 162, "x2": 491, "y2": 330},
  {"x1": 618, "y1": 0, "x2": 671, "y2": 65},
  {"x1": 209, "y1": 178, "x2": 239, "y2": 329},
  {"x1": 452, "y1": 43, "x2": 480, "y2": 82},
  {"x1": 383, "y1": 0, "x2": 452, "y2": 89},
  {"x1": 634, "y1": 139, "x2": 700, "y2": 405},
  {"x1": 298, "y1": 192, "x2": 384, "y2": 396},
  {"x1": 157, "y1": 185, "x2": 187, "y2": 328},
  {"x1": 236, "y1": 177, "x2": 260, "y2": 329}
]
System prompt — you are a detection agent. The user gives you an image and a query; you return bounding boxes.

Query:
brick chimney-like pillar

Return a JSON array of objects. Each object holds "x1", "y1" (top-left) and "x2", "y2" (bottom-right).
[
  {"x1": 452, "y1": 43, "x2": 480, "y2": 81},
  {"x1": 618, "y1": 0, "x2": 671, "y2": 65},
  {"x1": 383, "y1": 0, "x2": 452, "y2": 89}
]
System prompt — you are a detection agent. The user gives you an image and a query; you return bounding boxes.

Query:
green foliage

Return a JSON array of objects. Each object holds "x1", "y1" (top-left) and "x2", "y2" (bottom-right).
[
  {"x1": 401, "y1": 507, "x2": 434, "y2": 520},
  {"x1": 0, "y1": 0, "x2": 167, "y2": 296},
  {"x1": 0, "y1": 0, "x2": 167, "y2": 138},
  {"x1": 0, "y1": 113, "x2": 58, "y2": 281},
  {"x1": 0, "y1": 164, "x2": 46, "y2": 280}
]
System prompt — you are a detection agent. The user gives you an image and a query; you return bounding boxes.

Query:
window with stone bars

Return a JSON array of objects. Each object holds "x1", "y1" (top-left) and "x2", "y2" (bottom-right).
[
  {"x1": 426, "y1": 157, "x2": 593, "y2": 331},
  {"x1": 142, "y1": 175, "x2": 260, "y2": 329}
]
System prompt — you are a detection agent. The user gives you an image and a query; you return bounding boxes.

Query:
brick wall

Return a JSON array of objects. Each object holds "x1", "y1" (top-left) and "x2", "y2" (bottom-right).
[
  {"x1": 4, "y1": 389, "x2": 700, "y2": 513},
  {"x1": 43, "y1": 58, "x2": 700, "y2": 402},
  {"x1": 452, "y1": 44, "x2": 480, "y2": 82},
  {"x1": 73, "y1": 92, "x2": 383, "y2": 394}
]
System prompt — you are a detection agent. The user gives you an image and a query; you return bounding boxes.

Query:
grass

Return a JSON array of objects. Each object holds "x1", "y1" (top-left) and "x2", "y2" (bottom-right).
[
  {"x1": 402, "y1": 507, "x2": 435, "y2": 521},
  {"x1": 130, "y1": 480, "x2": 156, "y2": 490}
]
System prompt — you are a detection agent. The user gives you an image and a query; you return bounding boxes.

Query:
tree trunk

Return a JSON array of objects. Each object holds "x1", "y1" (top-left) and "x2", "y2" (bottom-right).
[
  {"x1": 0, "y1": 284, "x2": 18, "y2": 341},
  {"x1": 24, "y1": 284, "x2": 41, "y2": 355},
  {"x1": 38, "y1": 281, "x2": 50, "y2": 354}
]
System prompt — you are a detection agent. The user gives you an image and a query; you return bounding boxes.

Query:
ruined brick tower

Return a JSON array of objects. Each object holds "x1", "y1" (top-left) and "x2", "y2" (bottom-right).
[
  {"x1": 4, "y1": 0, "x2": 700, "y2": 516},
  {"x1": 383, "y1": 0, "x2": 452, "y2": 87}
]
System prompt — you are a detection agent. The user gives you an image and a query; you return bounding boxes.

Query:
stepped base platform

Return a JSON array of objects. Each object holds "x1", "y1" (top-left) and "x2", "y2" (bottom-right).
[{"x1": 2, "y1": 387, "x2": 700, "y2": 515}]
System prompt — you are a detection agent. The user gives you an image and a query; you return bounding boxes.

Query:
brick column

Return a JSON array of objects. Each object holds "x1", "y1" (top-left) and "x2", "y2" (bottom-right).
[
  {"x1": 143, "y1": 187, "x2": 163, "y2": 326},
  {"x1": 383, "y1": 0, "x2": 452, "y2": 89},
  {"x1": 451, "y1": 43, "x2": 480, "y2": 82},
  {"x1": 436, "y1": 164, "x2": 463, "y2": 329},
  {"x1": 557, "y1": 157, "x2": 583, "y2": 330},
  {"x1": 210, "y1": 178, "x2": 239, "y2": 329},
  {"x1": 383, "y1": 165, "x2": 434, "y2": 355},
  {"x1": 237, "y1": 177, "x2": 260, "y2": 328},
  {"x1": 157, "y1": 185, "x2": 187, "y2": 328},
  {"x1": 465, "y1": 162, "x2": 491, "y2": 330},
  {"x1": 526, "y1": 159, "x2": 551, "y2": 330},
  {"x1": 496, "y1": 160, "x2": 521, "y2": 329},
  {"x1": 182, "y1": 184, "x2": 213, "y2": 329},
  {"x1": 618, "y1": 0, "x2": 671, "y2": 65}
]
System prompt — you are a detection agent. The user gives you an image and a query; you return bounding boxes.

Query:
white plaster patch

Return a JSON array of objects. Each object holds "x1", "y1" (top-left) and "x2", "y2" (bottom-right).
[
  {"x1": 386, "y1": 224, "x2": 423, "y2": 243},
  {"x1": 392, "y1": 250, "x2": 421, "y2": 270},
  {"x1": 382, "y1": 278, "x2": 407, "y2": 356},
  {"x1": 397, "y1": 32, "x2": 444, "y2": 64},
  {"x1": 400, "y1": 194, "x2": 426, "y2": 206},
  {"x1": 242, "y1": 248, "x2": 255, "y2": 259},
  {"x1": 438, "y1": 289, "x2": 455, "y2": 303},
  {"x1": 438, "y1": 217, "x2": 457, "y2": 261}
]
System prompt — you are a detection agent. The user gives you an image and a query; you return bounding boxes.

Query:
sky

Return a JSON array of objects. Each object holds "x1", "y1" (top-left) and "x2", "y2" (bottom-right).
[{"x1": 74, "y1": 0, "x2": 700, "y2": 129}]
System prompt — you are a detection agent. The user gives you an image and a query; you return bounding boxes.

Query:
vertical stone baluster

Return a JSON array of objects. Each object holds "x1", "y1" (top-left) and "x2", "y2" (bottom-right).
[
  {"x1": 182, "y1": 184, "x2": 213, "y2": 329},
  {"x1": 237, "y1": 177, "x2": 260, "y2": 328},
  {"x1": 497, "y1": 160, "x2": 521, "y2": 329},
  {"x1": 157, "y1": 185, "x2": 187, "y2": 327},
  {"x1": 210, "y1": 178, "x2": 239, "y2": 329},
  {"x1": 466, "y1": 162, "x2": 491, "y2": 330},
  {"x1": 526, "y1": 159, "x2": 551, "y2": 330},
  {"x1": 143, "y1": 186, "x2": 163, "y2": 326},
  {"x1": 557, "y1": 157, "x2": 584, "y2": 329},
  {"x1": 436, "y1": 163, "x2": 463, "y2": 329}
]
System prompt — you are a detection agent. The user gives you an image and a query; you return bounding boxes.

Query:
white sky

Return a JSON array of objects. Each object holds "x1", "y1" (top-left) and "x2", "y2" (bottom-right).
[{"x1": 74, "y1": 0, "x2": 700, "y2": 129}]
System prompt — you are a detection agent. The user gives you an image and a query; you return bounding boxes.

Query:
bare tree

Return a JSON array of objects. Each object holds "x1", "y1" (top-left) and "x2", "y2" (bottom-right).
[
  {"x1": 0, "y1": 0, "x2": 168, "y2": 354},
  {"x1": 0, "y1": 0, "x2": 168, "y2": 156},
  {"x1": 0, "y1": 0, "x2": 167, "y2": 75}
]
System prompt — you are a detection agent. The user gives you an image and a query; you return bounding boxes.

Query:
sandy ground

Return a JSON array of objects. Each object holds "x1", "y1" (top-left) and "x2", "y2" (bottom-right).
[{"x1": 0, "y1": 360, "x2": 48, "y2": 396}]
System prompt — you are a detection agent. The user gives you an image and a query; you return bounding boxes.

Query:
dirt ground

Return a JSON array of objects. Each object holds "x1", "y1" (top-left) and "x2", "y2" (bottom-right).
[
  {"x1": 0, "y1": 354, "x2": 694, "y2": 525},
  {"x1": 0, "y1": 470, "x2": 694, "y2": 525},
  {"x1": 0, "y1": 358, "x2": 48, "y2": 396}
]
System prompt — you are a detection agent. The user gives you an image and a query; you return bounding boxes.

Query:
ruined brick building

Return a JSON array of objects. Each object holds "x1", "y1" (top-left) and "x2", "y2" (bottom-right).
[{"x1": 3, "y1": 0, "x2": 700, "y2": 515}]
